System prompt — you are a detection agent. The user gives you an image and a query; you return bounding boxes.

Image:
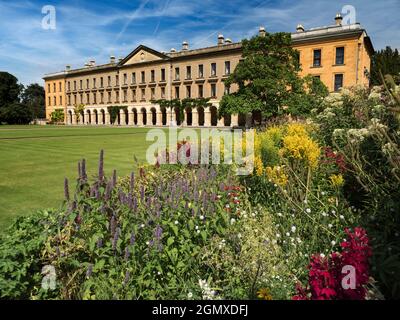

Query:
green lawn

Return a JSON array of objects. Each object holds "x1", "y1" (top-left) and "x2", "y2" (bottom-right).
[{"x1": 0, "y1": 125, "x2": 164, "y2": 231}]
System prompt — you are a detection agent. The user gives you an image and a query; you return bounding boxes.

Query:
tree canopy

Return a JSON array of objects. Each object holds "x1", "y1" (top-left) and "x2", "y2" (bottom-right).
[
  {"x1": 219, "y1": 32, "x2": 328, "y2": 120},
  {"x1": 371, "y1": 46, "x2": 400, "y2": 85},
  {"x1": 0, "y1": 72, "x2": 45, "y2": 124}
]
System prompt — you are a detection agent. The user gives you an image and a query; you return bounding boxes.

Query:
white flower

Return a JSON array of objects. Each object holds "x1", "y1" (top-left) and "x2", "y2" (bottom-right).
[
  {"x1": 197, "y1": 230, "x2": 200, "y2": 234},
  {"x1": 277, "y1": 212, "x2": 282, "y2": 217},
  {"x1": 195, "y1": 225, "x2": 199, "y2": 230},
  {"x1": 146, "y1": 241, "x2": 150, "y2": 245},
  {"x1": 339, "y1": 215, "x2": 344, "y2": 220},
  {"x1": 306, "y1": 208, "x2": 311, "y2": 213},
  {"x1": 291, "y1": 226, "x2": 296, "y2": 233},
  {"x1": 141, "y1": 224, "x2": 145, "y2": 228},
  {"x1": 230, "y1": 218, "x2": 236, "y2": 225},
  {"x1": 331, "y1": 210, "x2": 336, "y2": 214},
  {"x1": 174, "y1": 220, "x2": 179, "y2": 225},
  {"x1": 157, "y1": 271, "x2": 161, "y2": 275},
  {"x1": 276, "y1": 233, "x2": 281, "y2": 238},
  {"x1": 187, "y1": 292, "x2": 193, "y2": 299},
  {"x1": 331, "y1": 240, "x2": 336, "y2": 246},
  {"x1": 328, "y1": 224, "x2": 333, "y2": 228},
  {"x1": 321, "y1": 191, "x2": 326, "y2": 196},
  {"x1": 303, "y1": 199, "x2": 308, "y2": 204},
  {"x1": 322, "y1": 212, "x2": 327, "y2": 217},
  {"x1": 199, "y1": 215, "x2": 205, "y2": 220},
  {"x1": 320, "y1": 253, "x2": 326, "y2": 258},
  {"x1": 286, "y1": 232, "x2": 290, "y2": 237}
]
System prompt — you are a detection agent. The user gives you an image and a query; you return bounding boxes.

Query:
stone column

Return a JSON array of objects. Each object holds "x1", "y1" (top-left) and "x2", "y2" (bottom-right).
[
  {"x1": 218, "y1": 116, "x2": 225, "y2": 127},
  {"x1": 98, "y1": 111, "x2": 104, "y2": 125},
  {"x1": 171, "y1": 110, "x2": 177, "y2": 126},
  {"x1": 245, "y1": 112, "x2": 252, "y2": 128},
  {"x1": 147, "y1": 111, "x2": 153, "y2": 126},
  {"x1": 105, "y1": 112, "x2": 111, "y2": 125},
  {"x1": 138, "y1": 112, "x2": 144, "y2": 126},
  {"x1": 128, "y1": 112, "x2": 135, "y2": 126},
  {"x1": 165, "y1": 110, "x2": 171, "y2": 126},
  {"x1": 120, "y1": 110, "x2": 126, "y2": 126},
  {"x1": 204, "y1": 109, "x2": 212, "y2": 127},
  {"x1": 156, "y1": 112, "x2": 163, "y2": 126},
  {"x1": 231, "y1": 114, "x2": 239, "y2": 127},
  {"x1": 192, "y1": 109, "x2": 199, "y2": 127},
  {"x1": 72, "y1": 113, "x2": 77, "y2": 125}
]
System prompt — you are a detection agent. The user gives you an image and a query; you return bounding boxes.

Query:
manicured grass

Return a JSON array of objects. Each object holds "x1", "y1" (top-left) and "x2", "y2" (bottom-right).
[{"x1": 0, "y1": 125, "x2": 164, "y2": 230}]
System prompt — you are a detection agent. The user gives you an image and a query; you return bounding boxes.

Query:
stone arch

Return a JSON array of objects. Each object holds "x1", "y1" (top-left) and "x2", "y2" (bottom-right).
[
  {"x1": 141, "y1": 107, "x2": 147, "y2": 125},
  {"x1": 185, "y1": 107, "x2": 193, "y2": 126},
  {"x1": 197, "y1": 107, "x2": 205, "y2": 126},
  {"x1": 86, "y1": 109, "x2": 92, "y2": 124},
  {"x1": 224, "y1": 113, "x2": 231, "y2": 127},
  {"x1": 174, "y1": 107, "x2": 182, "y2": 126},
  {"x1": 160, "y1": 107, "x2": 167, "y2": 126},
  {"x1": 123, "y1": 108, "x2": 129, "y2": 125},
  {"x1": 150, "y1": 107, "x2": 157, "y2": 125},
  {"x1": 252, "y1": 110, "x2": 262, "y2": 126},
  {"x1": 131, "y1": 108, "x2": 138, "y2": 125},
  {"x1": 99, "y1": 109, "x2": 105, "y2": 125},
  {"x1": 80, "y1": 110, "x2": 85, "y2": 124},
  {"x1": 68, "y1": 110, "x2": 73, "y2": 124},
  {"x1": 210, "y1": 106, "x2": 218, "y2": 126},
  {"x1": 93, "y1": 109, "x2": 98, "y2": 125},
  {"x1": 238, "y1": 113, "x2": 246, "y2": 127}
]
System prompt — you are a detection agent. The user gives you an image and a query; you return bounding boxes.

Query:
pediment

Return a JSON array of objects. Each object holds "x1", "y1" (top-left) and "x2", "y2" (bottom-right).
[{"x1": 118, "y1": 45, "x2": 169, "y2": 66}]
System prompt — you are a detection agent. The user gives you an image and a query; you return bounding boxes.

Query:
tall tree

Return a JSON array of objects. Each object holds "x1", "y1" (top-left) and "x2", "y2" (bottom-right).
[
  {"x1": 0, "y1": 103, "x2": 33, "y2": 124},
  {"x1": 0, "y1": 72, "x2": 22, "y2": 109},
  {"x1": 21, "y1": 84, "x2": 45, "y2": 119},
  {"x1": 219, "y1": 32, "x2": 328, "y2": 120},
  {"x1": 371, "y1": 46, "x2": 400, "y2": 85}
]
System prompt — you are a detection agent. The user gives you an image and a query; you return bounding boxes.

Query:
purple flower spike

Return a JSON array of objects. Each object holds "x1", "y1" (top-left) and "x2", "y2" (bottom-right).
[
  {"x1": 112, "y1": 170, "x2": 117, "y2": 187},
  {"x1": 130, "y1": 232, "x2": 135, "y2": 245},
  {"x1": 78, "y1": 161, "x2": 81, "y2": 179},
  {"x1": 129, "y1": 172, "x2": 135, "y2": 193},
  {"x1": 98, "y1": 150, "x2": 104, "y2": 181},
  {"x1": 124, "y1": 246, "x2": 130, "y2": 260},
  {"x1": 81, "y1": 159, "x2": 87, "y2": 181},
  {"x1": 64, "y1": 178, "x2": 70, "y2": 201},
  {"x1": 133, "y1": 196, "x2": 138, "y2": 212},
  {"x1": 96, "y1": 238, "x2": 103, "y2": 248},
  {"x1": 86, "y1": 264, "x2": 93, "y2": 278},
  {"x1": 123, "y1": 270, "x2": 130, "y2": 286},
  {"x1": 154, "y1": 225, "x2": 163, "y2": 240}
]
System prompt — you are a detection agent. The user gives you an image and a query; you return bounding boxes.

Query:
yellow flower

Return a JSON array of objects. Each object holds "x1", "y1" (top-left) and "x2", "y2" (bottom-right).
[
  {"x1": 276, "y1": 123, "x2": 320, "y2": 169},
  {"x1": 254, "y1": 156, "x2": 264, "y2": 176},
  {"x1": 330, "y1": 174, "x2": 344, "y2": 187},
  {"x1": 265, "y1": 166, "x2": 288, "y2": 186},
  {"x1": 257, "y1": 288, "x2": 273, "y2": 300}
]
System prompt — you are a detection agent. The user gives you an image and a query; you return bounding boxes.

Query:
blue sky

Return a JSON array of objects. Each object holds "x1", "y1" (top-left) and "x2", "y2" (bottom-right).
[{"x1": 0, "y1": 0, "x2": 399, "y2": 86}]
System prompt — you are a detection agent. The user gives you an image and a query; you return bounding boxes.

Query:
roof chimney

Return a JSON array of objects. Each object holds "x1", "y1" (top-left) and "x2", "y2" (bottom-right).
[
  {"x1": 182, "y1": 41, "x2": 189, "y2": 51},
  {"x1": 118, "y1": 57, "x2": 123, "y2": 63},
  {"x1": 170, "y1": 48, "x2": 176, "y2": 53},
  {"x1": 84, "y1": 62, "x2": 90, "y2": 68},
  {"x1": 335, "y1": 13, "x2": 343, "y2": 26},
  {"x1": 218, "y1": 34, "x2": 224, "y2": 45},
  {"x1": 90, "y1": 60, "x2": 96, "y2": 66},
  {"x1": 296, "y1": 24, "x2": 305, "y2": 32},
  {"x1": 65, "y1": 65, "x2": 71, "y2": 71},
  {"x1": 110, "y1": 56, "x2": 116, "y2": 64},
  {"x1": 259, "y1": 26, "x2": 266, "y2": 37},
  {"x1": 225, "y1": 38, "x2": 232, "y2": 44}
]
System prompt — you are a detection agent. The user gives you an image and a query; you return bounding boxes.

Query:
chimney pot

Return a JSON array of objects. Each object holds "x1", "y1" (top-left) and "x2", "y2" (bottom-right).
[
  {"x1": 182, "y1": 41, "x2": 189, "y2": 51},
  {"x1": 90, "y1": 60, "x2": 95, "y2": 66},
  {"x1": 296, "y1": 24, "x2": 305, "y2": 32},
  {"x1": 225, "y1": 38, "x2": 232, "y2": 44},
  {"x1": 218, "y1": 34, "x2": 224, "y2": 45},
  {"x1": 259, "y1": 26, "x2": 266, "y2": 37},
  {"x1": 110, "y1": 56, "x2": 116, "y2": 64},
  {"x1": 65, "y1": 65, "x2": 71, "y2": 71},
  {"x1": 335, "y1": 13, "x2": 343, "y2": 25},
  {"x1": 170, "y1": 48, "x2": 176, "y2": 53}
]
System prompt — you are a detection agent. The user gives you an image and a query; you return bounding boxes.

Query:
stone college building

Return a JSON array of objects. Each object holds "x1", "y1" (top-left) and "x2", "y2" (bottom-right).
[{"x1": 43, "y1": 13, "x2": 374, "y2": 127}]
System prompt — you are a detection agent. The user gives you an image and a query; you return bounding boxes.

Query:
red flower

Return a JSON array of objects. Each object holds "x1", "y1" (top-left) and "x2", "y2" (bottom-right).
[{"x1": 293, "y1": 227, "x2": 371, "y2": 300}]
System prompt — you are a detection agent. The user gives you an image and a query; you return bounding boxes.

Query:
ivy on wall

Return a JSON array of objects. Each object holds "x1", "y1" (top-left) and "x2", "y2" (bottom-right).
[
  {"x1": 152, "y1": 98, "x2": 212, "y2": 122},
  {"x1": 107, "y1": 106, "x2": 127, "y2": 124}
]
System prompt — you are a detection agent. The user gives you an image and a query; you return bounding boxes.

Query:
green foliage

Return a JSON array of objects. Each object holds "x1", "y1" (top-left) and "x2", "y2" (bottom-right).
[
  {"x1": 107, "y1": 106, "x2": 127, "y2": 124},
  {"x1": 0, "y1": 103, "x2": 34, "y2": 124},
  {"x1": 0, "y1": 210, "x2": 58, "y2": 299},
  {"x1": 0, "y1": 72, "x2": 22, "y2": 109},
  {"x1": 313, "y1": 84, "x2": 400, "y2": 299},
  {"x1": 50, "y1": 109, "x2": 65, "y2": 124},
  {"x1": 371, "y1": 46, "x2": 400, "y2": 85},
  {"x1": 21, "y1": 84, "x2": 45, "y2": 119},
  {"x1": 153, "y1": 98, "x2": 212, "y2": 122},
  {"x1": 74, "y1": 104, "x2": 85, "y2": 122},
  {"x1": 219, "y1": 33, "x2": 328, "y2": 120}
]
